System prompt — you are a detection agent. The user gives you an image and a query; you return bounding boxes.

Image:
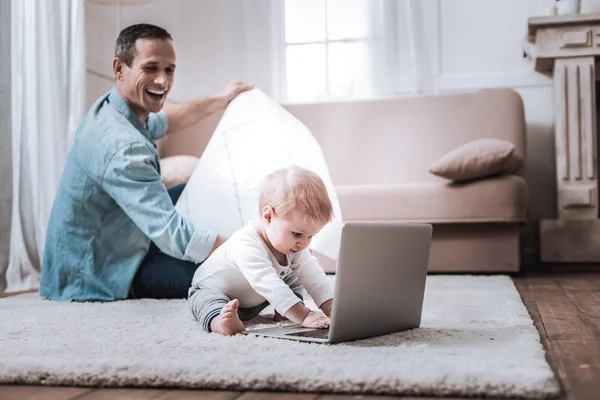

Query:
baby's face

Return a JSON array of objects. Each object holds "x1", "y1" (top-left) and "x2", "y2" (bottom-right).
[{"x1": 267, "y1": 211, "x2": 326, "y2": 256}]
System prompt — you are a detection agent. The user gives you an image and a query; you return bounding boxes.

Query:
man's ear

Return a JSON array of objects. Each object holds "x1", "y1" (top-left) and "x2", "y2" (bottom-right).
[{"x1": 112, "y1": 58, "x2": 124, "y2": 81}]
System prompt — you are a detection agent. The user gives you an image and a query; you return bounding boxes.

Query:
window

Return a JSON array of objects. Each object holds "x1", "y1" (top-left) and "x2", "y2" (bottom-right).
[{"x1": 278, "y1": 0, "x2": 395, "y2": 103}]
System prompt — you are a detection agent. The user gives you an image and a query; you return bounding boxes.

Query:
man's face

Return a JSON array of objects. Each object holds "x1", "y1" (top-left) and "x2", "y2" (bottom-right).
[{"x1": 114, "y1": 38, "x2": 176, "y2": 118}]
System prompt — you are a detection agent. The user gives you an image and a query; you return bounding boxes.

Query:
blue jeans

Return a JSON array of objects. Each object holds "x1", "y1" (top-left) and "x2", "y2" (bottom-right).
[{"x1": 129, "y1": 184, "x2": 199, "y2": 299}]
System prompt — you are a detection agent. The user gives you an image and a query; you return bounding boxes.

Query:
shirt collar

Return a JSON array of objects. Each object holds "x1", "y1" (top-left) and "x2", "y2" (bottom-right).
[{"x1": 107, "y1": 88, "x2": 151, "y2": 139}]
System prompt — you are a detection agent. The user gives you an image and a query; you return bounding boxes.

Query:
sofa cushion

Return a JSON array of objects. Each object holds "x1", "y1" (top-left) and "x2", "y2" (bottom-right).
[
  {"x1": 160, "y1": 155, "x2": 199, "y2": 188},
  {"x1": 428, "y1": 138, "x2": 523, "y2": 181},
  {"x1": 336, "y1": 174, "x2": 527, "y2": 223}
]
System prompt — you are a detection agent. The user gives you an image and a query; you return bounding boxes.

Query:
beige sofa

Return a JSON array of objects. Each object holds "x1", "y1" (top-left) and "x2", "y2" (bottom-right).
[{"x1": 158, "y1": 89, "x2": 528, "y2": 273}]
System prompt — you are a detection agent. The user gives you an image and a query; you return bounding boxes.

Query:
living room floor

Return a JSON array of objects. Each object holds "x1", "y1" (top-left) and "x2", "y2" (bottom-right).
[{"x1": 0, "y1": 271, "x2": 598, "y2": 400}]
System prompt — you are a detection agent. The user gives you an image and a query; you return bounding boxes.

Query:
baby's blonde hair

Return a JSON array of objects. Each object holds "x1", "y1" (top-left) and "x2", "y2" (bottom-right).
[{"x1": 259, "y1": 166, "x2": 333, "y2": 223}]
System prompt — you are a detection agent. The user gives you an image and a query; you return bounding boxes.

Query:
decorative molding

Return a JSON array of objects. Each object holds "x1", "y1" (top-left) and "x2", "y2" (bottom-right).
[
  {"x1": 560, "y1": 29, "x2": 593, "y2": 48},
  {"x1": 417, "y1": 1, "x2": 552, "y2": 93},
  {"x1": 434, "y1": 72, "x2": 552, "y2": 92},
  {"x1": 87, "y1": 68, "x2": 113, "y2": 82},
  {"x1": 554, "y1": 57, "x2": 598, "y2": 219}
]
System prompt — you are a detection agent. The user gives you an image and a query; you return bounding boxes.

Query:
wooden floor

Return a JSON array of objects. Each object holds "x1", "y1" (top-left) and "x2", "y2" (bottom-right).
[{"x1": 1, "y1": 271, "x2": 599, "y2": 400}]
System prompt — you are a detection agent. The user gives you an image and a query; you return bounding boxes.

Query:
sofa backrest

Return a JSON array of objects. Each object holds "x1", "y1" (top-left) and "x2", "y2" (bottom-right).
[
  {"x1": 158, "y1": 89, "x2": 526, "y2": 186},
  {"x1": 284, "y1": 89, "x2": 526, "y2": 185}
]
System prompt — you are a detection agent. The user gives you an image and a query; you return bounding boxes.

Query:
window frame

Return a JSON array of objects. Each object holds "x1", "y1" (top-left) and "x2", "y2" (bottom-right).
[{"x1": 271, "y1": 0, "x2": 403, "y2": 104}]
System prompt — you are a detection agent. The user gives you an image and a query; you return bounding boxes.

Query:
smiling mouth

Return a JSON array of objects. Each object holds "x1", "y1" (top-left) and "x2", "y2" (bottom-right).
[{"x1": 145, "y1": 88, "x2": 166, "y2": 100}]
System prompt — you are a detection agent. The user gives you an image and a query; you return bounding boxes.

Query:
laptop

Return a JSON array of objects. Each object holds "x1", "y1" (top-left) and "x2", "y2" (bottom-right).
[{"x1": 245, "y1": 221, "x2": 432, "y2": 344}]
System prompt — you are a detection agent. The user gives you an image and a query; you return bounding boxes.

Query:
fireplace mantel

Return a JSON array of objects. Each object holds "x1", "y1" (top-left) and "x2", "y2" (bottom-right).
[
  {"x1": 526, "y1": 13, "x2": 600, "y2": 72},
  {"x1": 526, "y1": 13, "x2": 600, "y2": 262}
]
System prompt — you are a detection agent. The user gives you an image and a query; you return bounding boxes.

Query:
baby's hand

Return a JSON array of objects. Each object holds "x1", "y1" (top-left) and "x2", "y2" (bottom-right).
[{"x1": 301, "y1": 311, "x2": 330, "y2": 329}]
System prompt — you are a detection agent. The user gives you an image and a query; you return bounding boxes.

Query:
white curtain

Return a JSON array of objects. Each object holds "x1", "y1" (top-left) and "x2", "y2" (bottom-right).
[
  {"x1": 264, "y1": 0, "x2": 433, "y2": 102},
  {"x1": 405, "y1": 0, "x2": 435, "y2": 95},
  {"x1": 3, "y1": 0, "x2": 86, "y2": 292}
]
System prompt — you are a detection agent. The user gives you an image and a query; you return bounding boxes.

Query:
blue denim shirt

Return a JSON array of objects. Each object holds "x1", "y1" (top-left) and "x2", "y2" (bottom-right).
[{"x1": 40, "y1": 89, "x2": 217, "y2": 301}]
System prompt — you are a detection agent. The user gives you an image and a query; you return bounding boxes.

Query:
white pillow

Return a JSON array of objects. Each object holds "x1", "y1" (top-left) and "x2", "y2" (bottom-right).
[{"x1": 160, "y1": 155, "x2": 199, "y2": 188}]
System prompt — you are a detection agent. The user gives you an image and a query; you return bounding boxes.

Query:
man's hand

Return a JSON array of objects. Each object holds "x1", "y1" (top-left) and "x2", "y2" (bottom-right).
[
  {"x1": 207, "y1": 235, "x2": 227, "y2": 258},
  {"x1": 213, "y1": 80, "x2": 254, "y2": 111},
  {"x1": 301, "y1": 311, "x2": 330, "y2": 329},
  {"x1": 163, "y1": 80, "x2": 254, "y2": 135}
]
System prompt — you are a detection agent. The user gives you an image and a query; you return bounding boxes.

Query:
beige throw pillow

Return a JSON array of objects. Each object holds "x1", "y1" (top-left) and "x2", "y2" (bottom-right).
[
  {"x1": 429, "y1": 138, "x2": 522, "y2": 181},
  {"x1": 160, "y1": 155, "x2": 200, "y2": 188}
]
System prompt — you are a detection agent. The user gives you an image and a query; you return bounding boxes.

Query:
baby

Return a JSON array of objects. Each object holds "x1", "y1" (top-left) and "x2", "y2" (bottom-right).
[{"x1": 188, "y1": 165, "x2": 334, "y2": 335}]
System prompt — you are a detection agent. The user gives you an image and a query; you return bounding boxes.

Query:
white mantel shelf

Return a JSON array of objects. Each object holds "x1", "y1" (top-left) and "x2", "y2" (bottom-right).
[{"x1": 526, "y1": 13, "x2": 600, "y2": 73}]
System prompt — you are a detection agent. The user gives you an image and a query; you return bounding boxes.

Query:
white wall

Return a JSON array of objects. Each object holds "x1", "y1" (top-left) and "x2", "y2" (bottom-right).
[
  {"x1": 420, "y1": 0, "x2": 556, "y2": 263},
  {"x1": 85, "y1": 0, "x2": 559, "y2": 263},
  {"x1": 86, "y1": 0, "x2": 276, "y2": 104}
]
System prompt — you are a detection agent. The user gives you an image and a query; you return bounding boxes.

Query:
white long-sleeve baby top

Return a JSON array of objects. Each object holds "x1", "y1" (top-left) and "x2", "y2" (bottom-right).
[{"x1": 190, "y1": 223, "x2": 334, "y2": 315}]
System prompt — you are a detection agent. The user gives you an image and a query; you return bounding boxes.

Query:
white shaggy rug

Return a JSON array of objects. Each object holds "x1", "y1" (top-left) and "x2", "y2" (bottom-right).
[{"x1": 0, "y1": 275, "x2": 560, "y2": 398}]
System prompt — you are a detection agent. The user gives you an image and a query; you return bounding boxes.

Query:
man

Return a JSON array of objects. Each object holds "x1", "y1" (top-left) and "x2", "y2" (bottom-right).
[{"x1": 40, "y1": 23, "x2": 253, "y2": 301}]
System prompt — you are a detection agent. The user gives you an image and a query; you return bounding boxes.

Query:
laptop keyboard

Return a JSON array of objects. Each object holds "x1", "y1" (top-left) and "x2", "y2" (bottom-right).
[{"x1": 286, "y1": 329, "x2": 330, "y2": 339}]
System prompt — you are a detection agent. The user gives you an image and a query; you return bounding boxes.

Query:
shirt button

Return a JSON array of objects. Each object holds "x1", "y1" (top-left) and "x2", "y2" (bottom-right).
[{"x1": 280, "y1": 271, "x2": 285, "y2": 276}]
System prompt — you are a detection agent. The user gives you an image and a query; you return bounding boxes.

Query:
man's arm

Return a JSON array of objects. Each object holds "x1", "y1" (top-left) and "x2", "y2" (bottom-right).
[
  {"x1": 163, "y1": 80, "x2": 254, "y2": 135},
  {"x1": 102, "y1": 142, "x2": 217, "y2": 263}
]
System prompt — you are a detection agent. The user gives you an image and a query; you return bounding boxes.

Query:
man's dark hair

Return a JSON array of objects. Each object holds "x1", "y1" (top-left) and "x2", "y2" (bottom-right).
[{"x1": 115, "y1": 23, "x2": 172, "y2": 66}]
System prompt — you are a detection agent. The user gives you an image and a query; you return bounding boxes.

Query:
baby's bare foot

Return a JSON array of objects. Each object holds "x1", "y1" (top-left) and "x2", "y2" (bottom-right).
[{"x1": 210, "y1": 299, "x2": 246, "y2": 335}]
